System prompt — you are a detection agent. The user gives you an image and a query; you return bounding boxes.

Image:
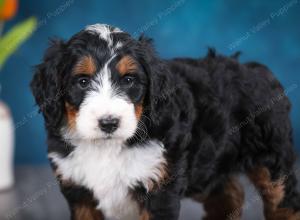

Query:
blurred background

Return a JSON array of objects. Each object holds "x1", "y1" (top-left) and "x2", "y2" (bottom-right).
[{"x1": 0, "y1": 0, "x2": 299, "y2": 219}]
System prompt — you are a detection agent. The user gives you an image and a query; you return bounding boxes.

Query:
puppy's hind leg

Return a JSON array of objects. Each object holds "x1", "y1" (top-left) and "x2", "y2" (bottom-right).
[
  {"x1": 248, "y1": 167, "x2": 300, "y2": 220},
  {"x1": 243, "y1": 83, "x2": 300, "y2": 219},
  {"x1": 193, "y1": 177, "x2": 245, "y2": 220},
  {"x1": 280, "y1": 171, "x2": 300, "y2": 219}
]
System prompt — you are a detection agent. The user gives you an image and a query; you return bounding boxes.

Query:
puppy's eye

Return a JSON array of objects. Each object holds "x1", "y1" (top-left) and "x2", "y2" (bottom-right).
[
  {"x1": 77, "y1": 77, "x2": 90, "y2": 89},
  {"x1": 121, "y1": 75, "x2": 135, "y2": 87}
]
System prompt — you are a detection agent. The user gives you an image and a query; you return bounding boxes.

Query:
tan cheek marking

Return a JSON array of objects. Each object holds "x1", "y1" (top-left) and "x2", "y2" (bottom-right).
[
  {"x1": 73, "y1": 56, "x2": 96, "y2": 76},
  {"x1": 135, "y1": 104, "x2": 143, "y2": 121},
  {"x1": 65, "y1": 102, "x2": 77, "y2": 129},
  {"x1": 116, "y1": 55, "x2": 138, "y2": 76},
  {"x1": 139, "y1": 209, "x2": 150, "y2": 220}
]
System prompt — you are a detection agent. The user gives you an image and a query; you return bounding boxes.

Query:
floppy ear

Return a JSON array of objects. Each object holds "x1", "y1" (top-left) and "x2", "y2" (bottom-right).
[
  {"x1": 30, "y1": 39, "x2": 66, "y2": 131},
  {"x1": 138, "y1": 36, "x2": 173, "y2": 125}
]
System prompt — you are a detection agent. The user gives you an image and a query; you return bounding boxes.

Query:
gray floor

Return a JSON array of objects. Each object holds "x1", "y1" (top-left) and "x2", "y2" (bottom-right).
[{"x1": 0, "y1": 165, "x2": 299, "y2": 220}]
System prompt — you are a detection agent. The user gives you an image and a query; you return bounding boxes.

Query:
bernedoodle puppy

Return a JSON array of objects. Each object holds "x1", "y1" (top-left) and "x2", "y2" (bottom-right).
[{"x1": 31, "y1": 24, "x2": 300, "y2": 220}]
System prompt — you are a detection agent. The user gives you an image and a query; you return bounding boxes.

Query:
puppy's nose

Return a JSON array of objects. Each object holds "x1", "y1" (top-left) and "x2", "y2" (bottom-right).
[{"x1": 99, "y1": 116, "x2": 120, "y2": 133}]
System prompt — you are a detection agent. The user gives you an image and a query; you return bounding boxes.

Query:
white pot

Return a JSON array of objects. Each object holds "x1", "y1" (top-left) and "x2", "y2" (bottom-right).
[{"x1": 0, "y1": 101, "x2": 14, "y2": 190}]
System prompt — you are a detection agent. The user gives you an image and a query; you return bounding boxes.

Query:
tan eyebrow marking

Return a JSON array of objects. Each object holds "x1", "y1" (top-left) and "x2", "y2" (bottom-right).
[
  {"x1": 116, "y1": 55, "x2": 138, "y2": 76},
  {"x1": 73, "y1": 56, "x2": 97, "y2": 75}
]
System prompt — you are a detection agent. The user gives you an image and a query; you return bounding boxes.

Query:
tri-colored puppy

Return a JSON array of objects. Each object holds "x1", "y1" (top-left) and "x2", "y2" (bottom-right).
[{"x1": 31, "y1": 24, "x2": 300, "y2": 220}]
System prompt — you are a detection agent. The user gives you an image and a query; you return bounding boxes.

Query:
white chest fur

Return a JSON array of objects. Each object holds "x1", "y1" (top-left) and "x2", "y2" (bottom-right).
[{"x1": 49, "y1": 140, "x2": 166, "y2": 220}]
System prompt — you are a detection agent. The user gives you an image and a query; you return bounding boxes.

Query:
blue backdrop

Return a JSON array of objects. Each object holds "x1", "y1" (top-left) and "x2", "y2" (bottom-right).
[{"x1": 0, "y1": 0, "x2": 299, "y2": 164}]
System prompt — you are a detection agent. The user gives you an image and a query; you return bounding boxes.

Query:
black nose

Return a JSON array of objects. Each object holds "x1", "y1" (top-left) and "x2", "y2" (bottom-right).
[{"x1": 99, "y1": 116, "x2": 120, "y2": 134}]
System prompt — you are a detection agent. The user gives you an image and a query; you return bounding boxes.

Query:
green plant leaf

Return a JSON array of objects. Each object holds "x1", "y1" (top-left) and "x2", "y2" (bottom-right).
[
  {"x1": 0, "y1": 17, "x2": 37, "y2": 69},
  {"x1": 0, "y1": 0, "x2": 4, "y2": 9}
]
